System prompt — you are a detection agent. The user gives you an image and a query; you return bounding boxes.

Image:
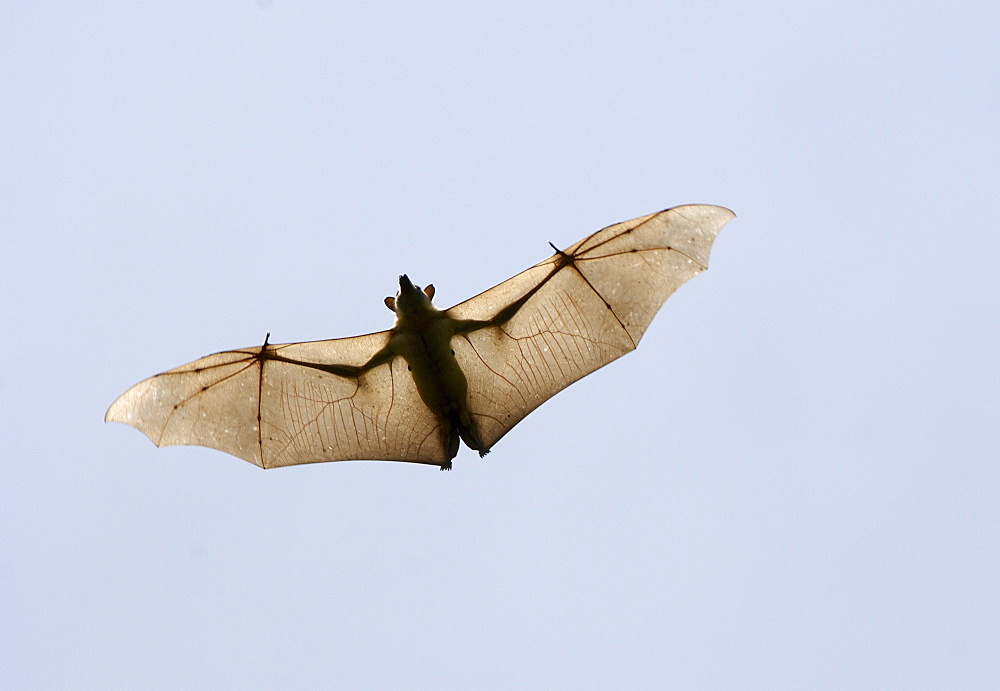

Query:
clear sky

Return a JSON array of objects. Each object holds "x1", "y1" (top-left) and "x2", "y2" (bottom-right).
[{"x1": 3, "y1": 2, "x2": 998, "y2": 688}]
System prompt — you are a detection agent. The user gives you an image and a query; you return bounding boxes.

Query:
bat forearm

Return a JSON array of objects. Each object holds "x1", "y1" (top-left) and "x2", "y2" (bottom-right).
[
  {"x1": 489, "y1": 290, "x2": 533, "y2": 326},
  {"x1": 264, "y1": 345, "x2": 394, "y2": 379},
  {"x1": 459, "y1": 265, "x2": 560, "y2": 332}
]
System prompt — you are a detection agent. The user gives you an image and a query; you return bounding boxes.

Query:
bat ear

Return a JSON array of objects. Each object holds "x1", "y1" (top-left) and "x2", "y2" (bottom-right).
[
  {"x1": 423, "y1": 284, "x2": 435, "y2": 300},
  {"x1": 384, "y1": 296, "x2": 396, "y2": 312}
]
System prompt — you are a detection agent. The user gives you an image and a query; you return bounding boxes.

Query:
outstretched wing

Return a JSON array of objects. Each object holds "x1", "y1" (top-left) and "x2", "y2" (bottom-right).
[
  {"x1": 105, "y1": 332, "x2": 448, "y2": 468},
  {"x1": 107, "y1": 204, "x2": 731, "y2": 468},
  {"x1": 446, "y1": 204, "x2": 734, "y2": 449}
]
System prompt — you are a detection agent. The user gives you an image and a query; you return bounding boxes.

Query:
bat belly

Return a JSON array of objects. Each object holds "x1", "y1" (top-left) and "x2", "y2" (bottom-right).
[
  {"x1": 403, "y1": 334, "x2": 470, "y2": 421},
  {"x1": 391, "y1": 323, "x2": 487, "y2": 460}
]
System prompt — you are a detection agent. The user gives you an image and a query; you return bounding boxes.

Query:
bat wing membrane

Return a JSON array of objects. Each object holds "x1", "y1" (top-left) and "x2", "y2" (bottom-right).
[
  {"x1": 105, "y1": 331, "x2": 448, "y2": 467},
  {"x1": 446, "y1": 204, "x2": 734, "y2": 448}
]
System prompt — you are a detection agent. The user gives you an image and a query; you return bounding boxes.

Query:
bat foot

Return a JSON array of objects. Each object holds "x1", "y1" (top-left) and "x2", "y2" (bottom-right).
[
  {"x1": 478, "y1": 449, "x2": 490, "y2": 458},
  {"x1": 440, "y1": 461, "x2": 452, "y2": 471}
]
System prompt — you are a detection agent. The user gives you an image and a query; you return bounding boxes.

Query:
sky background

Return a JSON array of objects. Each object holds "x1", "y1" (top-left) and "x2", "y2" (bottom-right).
[{"x1": 3, "y1": 2, "x2": 998, "y2": 688}]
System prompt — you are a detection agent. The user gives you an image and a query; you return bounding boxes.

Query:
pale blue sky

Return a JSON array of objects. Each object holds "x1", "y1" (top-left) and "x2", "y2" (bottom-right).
[{"x1": 3, "y1": 2, "x2": 998, "y2": 687}]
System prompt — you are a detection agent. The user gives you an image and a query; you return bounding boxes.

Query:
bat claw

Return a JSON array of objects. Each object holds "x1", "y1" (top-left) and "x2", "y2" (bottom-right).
[{"x1": 440, "y1": 461, "x2": 452, "y2": 471}]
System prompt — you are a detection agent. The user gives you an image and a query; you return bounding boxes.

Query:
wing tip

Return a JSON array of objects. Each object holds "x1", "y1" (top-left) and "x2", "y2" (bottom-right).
[
  {"x1": 104, "y1": 396, "x2": 129, "y2": 425},
  {"x1": 666, "y1": 203, "x2": 736, "y2": 222}
]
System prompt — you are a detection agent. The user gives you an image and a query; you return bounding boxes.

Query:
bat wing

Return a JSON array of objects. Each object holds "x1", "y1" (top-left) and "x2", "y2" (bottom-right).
[
  {"x1": 105, "y1": 331, "x2": 448, "y2": 468},
  {"x1": 445, "y1": 204, "x2": 734, "y2": 449}
]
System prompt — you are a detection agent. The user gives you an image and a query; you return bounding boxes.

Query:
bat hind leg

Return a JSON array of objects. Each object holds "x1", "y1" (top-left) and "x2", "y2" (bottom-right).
[
  {"x1": 440, "y1": 423, "x2": 459, "y2": 471},
  {"x1": 438, "y1": 416, "x2": 489, "y2": 469},
  {"x1": 457, "y1": 423, "x2": 490, "y2": 459}
]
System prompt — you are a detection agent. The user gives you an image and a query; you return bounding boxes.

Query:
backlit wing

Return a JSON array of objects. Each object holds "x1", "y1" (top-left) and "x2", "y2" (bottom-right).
[
  {"x1": 447, "y1": 204, "x2": 734, "y2": 448},
  {"x1": 105, "y1": 332, "x2": 448, "y2": 467}
]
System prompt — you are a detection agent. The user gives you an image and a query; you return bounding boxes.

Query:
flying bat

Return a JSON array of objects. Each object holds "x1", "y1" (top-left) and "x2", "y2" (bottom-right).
[{"x1": 106, "y1": 204, "x2": 734, "y2": 470}]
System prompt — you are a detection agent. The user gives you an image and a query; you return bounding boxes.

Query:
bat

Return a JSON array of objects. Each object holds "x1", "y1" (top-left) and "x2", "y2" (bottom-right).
[{"x1": 106, "y1": 204, "x2": 734, "y2": 470}]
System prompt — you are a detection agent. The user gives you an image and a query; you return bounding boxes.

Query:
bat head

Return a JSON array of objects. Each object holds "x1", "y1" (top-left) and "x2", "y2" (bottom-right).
[{"x1": 384, "y1": 274, "x2": 436, "y2": 314}]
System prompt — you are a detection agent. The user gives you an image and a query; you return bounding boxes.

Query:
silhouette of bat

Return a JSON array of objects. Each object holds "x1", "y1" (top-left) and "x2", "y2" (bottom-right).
[{"x1": 106, "y1": 204, "x2": 734, "y2": 470}]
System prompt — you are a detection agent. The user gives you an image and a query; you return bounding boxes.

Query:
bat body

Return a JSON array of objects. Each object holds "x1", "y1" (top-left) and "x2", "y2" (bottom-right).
[{"x1": 106, "y1": 205, "x2": 734, "y2": 470}]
